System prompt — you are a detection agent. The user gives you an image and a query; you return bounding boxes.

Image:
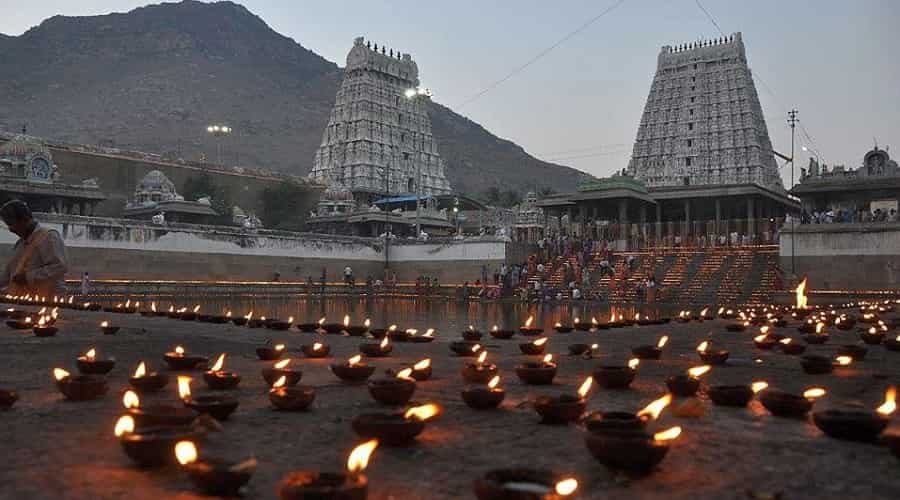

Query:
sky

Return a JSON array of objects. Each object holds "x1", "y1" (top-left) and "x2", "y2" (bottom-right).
[{"x1": 2, "y1": 0, "x2": 899, "y2": 187}]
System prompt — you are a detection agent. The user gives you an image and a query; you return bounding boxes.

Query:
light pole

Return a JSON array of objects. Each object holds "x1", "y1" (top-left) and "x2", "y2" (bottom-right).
[
  {"x1": 206, "y1": 124, "x2": 232, "y2": 165},
  {"x1": 788, "y1": 110, "x2": 798, "y2": 275}
]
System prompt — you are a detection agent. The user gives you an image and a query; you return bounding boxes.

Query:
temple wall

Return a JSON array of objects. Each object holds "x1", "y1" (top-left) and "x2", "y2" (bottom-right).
[
  {"x1": 0, "y1": 214, "x2": 506, "y2": 283},
  {"x1": 779, "y1": 222, "x2": 900, "y2": 290}
]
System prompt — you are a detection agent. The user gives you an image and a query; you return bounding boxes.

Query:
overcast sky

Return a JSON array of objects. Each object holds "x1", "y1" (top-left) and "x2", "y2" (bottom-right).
[{"x1": 3, "y1": 0, "x2": 898, "y2": 186}]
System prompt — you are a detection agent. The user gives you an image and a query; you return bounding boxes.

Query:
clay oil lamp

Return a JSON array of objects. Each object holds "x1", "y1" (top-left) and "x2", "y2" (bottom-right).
[
  {"x1": 203, "y1": 353, "x2": 241, "y2": 390},
  {"x1": 331, "y1": 355, "x2": 376, "y2": 383},
  {"x1": 568, "y1": 343, "x2": 594, "y2": 356},
  {"x1": 473, "y1": 469, "x2": 578, "y2": 500},
  {"x1": 813, "y1": 386, "x2": 895, "y2": 442},
  {"x1": 278, "y1": 440, "x2": 377, "y2": 500},
  {"x1": 140, "y1": 302, "x2": 158, "y2": 317},
  {"x1": 360, "y1": 337, "x2": 392, "y2": 358},
  {"x1": 666, "y1": 365, "x2": 711, "y2": 397},
  {"x1": 32, "y1": 316, "x2": 57, "y2": 336},
  {"x1": 302, "y1": 341, "x2": 330, "y2": 358},
  {"x1": 885, "y1": 334, "x2": 900, "y2": 352},
  {"x1": 584, "y1": 425, "x2": 682, "y2": 476},
  {"x1": 554, "y1": 321, "x2": 574, "y2": 333},
  {"x1": 708, "y1": 381, "x2": 767, "y2": 408},
  {"x1": 803, "y1": 322, "x2": 829, "y2": 344},
  {"x1": 462, "y1": 324, "x2": 483, "y2": 341},
  {"x1": 677, "y1": 310, "x2": 692, "y2": 323},
  {"x1": 263, "y1": 359, "x2": 303, "y2": 386},
  {"x1": 594, "y1": 358, "x2": 640, "y2": 390},
  {"x1": 77, "y1": 347, "x2": 116, "y2": 375},
  {"x1": 368, "y1": 323, "x2": 392, "y2": 339},
  {"x1": 114, "y1": 415, "x2": 203, "y2": 468},
  {"x1": 759, "y1": 387, "x2": 826, "y2": 418},
  {"x1": 516, "y1": 354, "x2": 557, "y2": 385},
  {"x1": 835, "y1": 315, "x2": 855, "y2": 331},
  {"x1": 534, "y1": 376, "x2": 593, "y2": 424},
  {"x1": 753, "y1": 327, "x2": 778, "y2": 350},
  {"x1": 232, "y1": 311, "x2": 252, "y2": 326},
  {"x1": 519, "y1": 337, "x2": 548, "y2": 355},
  {"x1": 321, "y1": 317, "x2": 344, "y2": 335},
  {"x1": 451, "y1": 340, "x2": 482, "y2": 357},
  {"x1": 778, "y1": 338, "x2": 806, "y2": 356},
  {"x1": 462, "y1": 375, "x2": 505, "y2": 410},
  {"x1": 179, "y1": 376, "x2": 239, "y2": 421},
  {"x1": 352, "y1": 403, "x2": 440, "y2": 446},
  {"x1": 164, "y1": 345, "x2": 209, "y2": 371},
  {"x1": 166, "y1": 305, "x2": 181, "y2": 319},
  {"x1": 632, "y1": 335, "x2": 668, "y2": 360},
  {"x1": 387, "y1": 325, "x2": 411, "y2": 342},
  {"x1": 461, "y1": 350, "x2": 498, "y2": 384},
  {"x1": 696, "y1": 340, "x2": 729, "y2": 365},
  {"x1": 726, "y1": 321, "x2": 749, "y2": 332},
  {"x1": 837, "y1": 344, "x2": 868, "y2": 361},
  {"x1": 584, "y1": 394, "x2": 672, "y2": 434},
  {"x1": 797, "y1": 318, "x2": 817, "y2": 334},
  {"x1": 409, "y1": 358, "x2": 432, "y2": 381},
  {"x1": 489, "y1": 324, "x2": 515, "y2": 339},
  {"x1": 99, "y1": 319, "x2": 120, "y2": 335},
  {"x1": 175, "y1": 441, "x2": 257, "y2": 496},
  {"x1": 180, "y1": 305, "x2": 201, "y2": 321},
  {"x1": 129, "y1": 361, "x2": 170, "y2": 393},
  {"x1": 800, "y1": 355, "x2": 835, "y2": 375},
  {"x1": 408, "y1": 328, "x2": 436, "y2": 343},
  {"x1": 256, "y1": 341, "x2": 287, "y2": 361},
  {"x1": 0, "y1": 388, "x2": 18, "y2": 410},
  {"x1": 296, "y1": 319, "x2": 320, "y2": 333},
  {"x1": 248, "y1": 315, "x2": 266, "y2": 329},
  {"x1": 53, "y1": 368, "x2": 108, "y2": 401},
  {"x1": 269, "y1": 375, "x2": 316, "y2": 411},
  {"x1": 698, "y1": 307, "x2": 714, "y2": 321},
  {"x1": 368, "y1": 369, "x2": 417, "y2": 405},
  {"x1": 123, "y1": 389, "x2": 198, "y2": 429},
  {"x1": 1, "y1": 307, "x2": 27, "y2": 320},
  {"x1": 343, "y1": 316, "x2": 370, "y2": 336},
  {"x1": 860, "y1": 326, "x2": 886, "y2": 345},
  {"x1": 573, "y1": 316, "x2": 590, "y2": 331},
  {"x1": 6, "y1": 312, "x2": 31, "y2": 329},
  {"x1": 266, "y1": 316, "x2": 293, "y2": 331},
  {"x1": 519, "y1": 315, "x2": 543, "y2": 336}
]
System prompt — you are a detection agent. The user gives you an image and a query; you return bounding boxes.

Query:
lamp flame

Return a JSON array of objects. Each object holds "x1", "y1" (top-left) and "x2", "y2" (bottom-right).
[
  {"x1": 488, "y1": 376, "x2": 500, "y2": 390},
  {"x1": 700, "y1": 308, "x2": 709, "y2": 317},
  {"x1": 379, "y1": 337, "x2": 389, "y2": 349},
  {"x1": 815, "y1": 323, "x2": 825, "y2": 334},
  {"x1": 175, "y1": 441, "x2": 198, "y2": 465},
  {"x1": 476, "y1": 350, "x2": 487, "y2": 365},
  {"x1": 687, "y1": 365, "x2": 711, "y2": 378},
  {"x1": 272, "y1": 375, "x2": 287, "y2": 389},
  {"x1": 628, "y1": 358, "x2": 640, "y2": 370},
  {"x1": 403, "y1": 403, "x2": 441, "y2": 421},
  {"x1": 542, "y1": 354, "x2": 553, "y2": 364},
  {"x1": 175, "y1": 346, "x2": 185, "y2": 355},
  {"x1": 53, "y1": 368, "x2": 70, "y2": 381},
  {"x1": 348, "y1": 355, "x2": 362, "y2": 367},
  {"x1": 414, "y1": 358, "x2": 431, "y2": 370},
  {"x1": 134, "y1": 361, "x2": 147, "y2": 378},
  {"x1": 533, "y1": 337, "x2": 548, "y2": 347},
  {"x1": 835, "y1": 356, "x2": 853, "y2": 366},
  {"x1": 178, "y1": 376, "x2": 192, "y2": 400},
  {"x1": 312, "y1": 342, "x2": 323, "y2": 351},
  {"x1": 577, "y1": 376, "x2": 593, "y2": 398},
  {"x1": 524, "y1": 316, "x2": 534, "y2": 327},
  {"x1": 364, "y1": 318, "x2": 371, "y2": 327},
  {"x1": 274, "y1": 359, "x2": 291, "y2": 369},
  {"x1": 123, "y1": 390, "x2": 140, "y2": 409},
  {"x1": 275, "y1": 344, "x2": 285, "y2": 351},
  {"x1": 751, "y1": 381, "x2": 769, "y2": 394},
  {"x1": 423, "y1": 328, "x2": 435, "y2": 337},
  {"x1": 114, "y1": 415, "x2": 135, "y2": 437},
  {"x1": 795, "y1": 278, "x2": 808, "y2": 310},
  {"x1": 318, "y1": 317, "x2": 325, "y2": 325},
  {"x1": 653, "y1": 426, "x2": 682, "y2": 442},
  {"x1": 192, "y1": 304, "x2": 200, "y2": 313},
  {"x1": 84, "y1": 348, "x2": 96, "y2": 361},
  {"x1": 637, "y1": 394, "x2": 672, "y2": 420},
  {"x1": 151, "y1": 302, "x2": 157, "y2": 312},
  {"x1": 696, "y1": 341, "x2": 709, "y2": 353},
  {"x1": 803, "y1": 387, "x2": 826, "y2": 399},
  {"x1": 344, "y1": 315, "x2": 350, "y2": 327},
  {"x1": 100, "y1": 320, "x2": 109, "y2": 328},
  {"x1": 396, "y1": 368, "x2": 414, "y2": 380},
  {"x1": 555, "y1": 478, "x2": 578, "y2": 496},
  {"x1": 657, "y1": 335, "x2": 669, "y2": 348},
  {"x1": 779, "y1": 338, "x2": 792, "y2": 345},
  {"x1": 210, "y1": 353, "x2": 226, "y2": 372},
  {"x1": 347, "y1": 439, "x2": 378, "y2": 474},
  {"x1": 876, "y1": 387, "x2": 896, "y2": 416}
]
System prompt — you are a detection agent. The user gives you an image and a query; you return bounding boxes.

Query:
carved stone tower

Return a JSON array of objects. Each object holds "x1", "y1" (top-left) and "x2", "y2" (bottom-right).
[
  {"x1": 309, "y1": 37, "x2": 451, "y2": 206},
  {"x1": 627, "y1": 33, "x2": 783, "y2": 191}
]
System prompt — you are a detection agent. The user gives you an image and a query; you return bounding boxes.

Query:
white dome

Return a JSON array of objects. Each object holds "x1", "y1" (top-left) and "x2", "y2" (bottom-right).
[{"x1": 137, "y1": 170, "x2": 176, "y2": 194}]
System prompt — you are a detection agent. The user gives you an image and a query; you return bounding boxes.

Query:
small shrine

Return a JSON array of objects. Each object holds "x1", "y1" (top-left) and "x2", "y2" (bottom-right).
[{"x1": 123, "y1": 170, "x2": 218, "y2": 224}]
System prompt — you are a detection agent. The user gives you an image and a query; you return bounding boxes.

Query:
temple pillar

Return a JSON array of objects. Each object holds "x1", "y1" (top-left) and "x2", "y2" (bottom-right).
[
  {"x1": 655, "y1": 203, "x2": 662, "y2": 243},
  {"x1": 616, "y1": 198, "x2": 628, "y2": 250},
  {"x1": 683, "y1": 199, "x2": 691, "y2": 243},
  {"x1": 566, "y1": 207, "x2": 573, "y2": 236},
  {"x1": 747, "y1": 197, "x2": 755, "y2": 242},
  {"x1": 715, "y1": 198, "x2": 722, "y2": 238}
]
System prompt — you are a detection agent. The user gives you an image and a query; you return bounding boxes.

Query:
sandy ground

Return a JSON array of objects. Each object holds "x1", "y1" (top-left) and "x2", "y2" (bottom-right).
[{"x1": 0, "y1": 302, "x2": 898, "y2": 500}]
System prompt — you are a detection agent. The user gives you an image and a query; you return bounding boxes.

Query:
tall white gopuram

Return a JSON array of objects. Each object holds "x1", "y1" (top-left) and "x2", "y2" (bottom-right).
[
  {"x1": 309, "y1": 37, "x2": 451, "y2": 206},
  {"x1": 627, "y1": 33, "x2": 783, "y2": 191}
]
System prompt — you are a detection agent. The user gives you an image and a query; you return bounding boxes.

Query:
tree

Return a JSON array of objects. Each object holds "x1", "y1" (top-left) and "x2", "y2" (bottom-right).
[
  {"x1": 181, "y1": 172, "x2": 233, "y2": 225},
  {"x1": 259, "y1": 181, "x2": 312, "y2": 231}
]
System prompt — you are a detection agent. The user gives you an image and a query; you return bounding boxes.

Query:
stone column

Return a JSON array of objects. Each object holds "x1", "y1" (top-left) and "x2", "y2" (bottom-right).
[
  {"x1": 747, "y1": 197, "x2": 755, "y2": 242},
  {"x1": 617, "y1": 198, "x2": 628, "y2": 250},
  {"x1": 566, "y1": 207, "x2": 573, "y2": 236},
  {"x1": 714, "y1": 198, "x2": 722, "y2": 240},
  {"x1": 655, "y1": 203, "x2": 662, "y2": 243},
  {"x1": 683, "y1": 199, "x2": 691, "y2": 243}
]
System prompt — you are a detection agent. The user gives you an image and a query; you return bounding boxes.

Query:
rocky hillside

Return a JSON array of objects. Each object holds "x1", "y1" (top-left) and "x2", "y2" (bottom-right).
[{"x1": 0, "y1": 0, "x2": 589, "y2": 195}]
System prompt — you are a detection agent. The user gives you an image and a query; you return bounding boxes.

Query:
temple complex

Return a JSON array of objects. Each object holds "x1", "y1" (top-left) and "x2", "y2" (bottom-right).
[
  {"x1": 0, "y1": 134, "x2": 106, "y2": 214},
  {"x1": 122, "y1": 170, "x2": 218, "y2": 224}
]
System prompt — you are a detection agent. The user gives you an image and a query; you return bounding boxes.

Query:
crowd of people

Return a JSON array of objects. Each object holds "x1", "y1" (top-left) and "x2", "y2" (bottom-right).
[{"x1": 801, "y1": 207, "x2": 898, "y2": 224}]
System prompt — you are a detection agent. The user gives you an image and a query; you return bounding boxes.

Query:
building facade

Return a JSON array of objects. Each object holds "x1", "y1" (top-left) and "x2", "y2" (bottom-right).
[
  {"x1": 627, "y1": 33, "x2": 783, "y2": 191},
  {"x1": 309, "y1": 37, "x2": 451, "y2": 207}
]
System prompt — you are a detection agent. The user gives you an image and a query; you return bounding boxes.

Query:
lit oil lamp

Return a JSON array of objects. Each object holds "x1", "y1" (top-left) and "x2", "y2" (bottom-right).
[
  {"x1": 462, "y1": 375, "x2": 505, "y2": 410},
  {"x1": 450, "y1": 340, "x2": 482, "y2": 357},
  {"x1": 696, "y1": 340, "x2": 729, "y2": 365},
  {"x1": 263, "y1": 359, "x2": 303, "y2": 386},
  {"x1": 139, "y1": 301, "x2": 158, "y2": 317},
  {"x1": 677, "y1": 310, "x2": 692, "y2": 323},
  {"x1": 573, "y1": 316, "x2": 589, "y2": 331},
  {"x1": 100, "y1": 320, "x2": 120, "y2": 335},
  {"x1": 594, "y1": 315, "x2": 609, "y2": 329},
  {"x1": 1, "y1": 307, "x2": 27, "y2": 320},
  {"x1": 860, "y1": 326, "x2": 886, "y2": 345},
  {"x1": 53, "y1": 367, "x2": 108, "y2": 401},
  {"x1": 203, "y1": 353, "x2": 241, "y2": 390},
  {"x1": 167, "y1": 305, "x2": 181, "y2": 319},
  {"x1": 534, "y1": 376, "x2": 593, "y2": 424},
  {"x1": 813, "y1": 386, "x2": 895, "y2": 442},
  {"x1": 302, "y1": 341, "x2": 331, "y2": 358},
  {"x1": 462, "y1": 350, "x2": 497, "y2": 384},
  {"x1": 462, "y1": 324, "x2": 483, "y2": 341},
  {"x1": 0, "y1": 387, "x2": 18, "y2": 410},
  {"x1": 129, "y1": 361, "x2": 170, "y2": 393},
  {"x1": 296, "y1": 319, "x2": 320, "y2": 333},
  {"x1": 367, "y1": 370, "x2": 417, "y2": 406},
  {"x1": 803, "y1": 322, "x2": 829, "y2": 344},
  {"x1": 7, "y1": 312, "x2": 31, "y2": 330},
  {"x1": 584, "y1": 425, "x2": 682, "y2": 476},
  {"x1": 115, "y1": 415, "x2": 203, "y2": 468},
  {"x1": 352, "y1": 404, "x2": 440, "y2": 446},
  {"x1": 77, "y1": 347, "x2": 116, "y2": 375},
  {"x1": 631, "y1": 335, "x2": 668, "y2": 360},
  {"x1": 666, "y1": 365, "x2": 711, "y2": 397},
  {"x1": 164, "y1": 345, "x2": 209, "y2": 371},
  {"x1": 359, "y1": 337, "x2": 392, "y2": 358},
  {"x1": 256, "y1": 341, "x2": 287, "y2": 361},
  {"x1": 800, "y1": 355, "x2": 836, "y2": 375},
  {"x1": 278, "y1": 439, "x2": 377, "y2": 499},
  {"x1": 593, "y1": 358, "x2": 640, "y2": 390},
  {"x1": 725, "y1": 320, "x2": 749, "y2": 332},
  {"x1": 516, "y1": 354, "x2": 557, "y2": 385},
  {"x1": 368, "y1": 323, "x2": 392, "y2": 339},
  {"x1": 753, "y1": 327, "x2": 777, "y2": 350},
  {"x1": 175, "y1": 440, "x2": 257, "y2": 496},
  {"x1": 266, "y1": 316, "x2": 293, "y2": 331},
  {"x1": 778, "y1": 338, "x2": 806, "y2": 355},
  {"x1": 583, "y1": 394, "x2": 672, "y2": 434},
  {"x1": 179, "y1": 376, "x2": 239, "y2": 421},
  {"x1": 269, "y1": 375, "x2": 316, "y2": 411},
  {"x1": 387, "y1": 325, "x2": 411, "y2": 342},
  {"x1": 409, "y1": 358, "x2": 432, "y2": 381},
  {"x1": 32, "y1": 316, "x2": 56, "y2": 336},
  {"x1": 473, "y1": 469, "x2": 578, "y2": 499},
  {"x1": 554, "y1": 321, "x2": 574, "y2": 333},
  {"x1": 837, "y1": 343, "x2": 868, "y2": 361},
  {"x1": 321, "y1": 317, "x2": 344, "y2": 335},
  {"x1": 180, "y1": 304, "x2": 201, "y2": 321},
  {"x1": 123, "y1": 389, "x2": 198, "y2": 429},
  {"x1": 331, "y1": 355, "x2": 375, "y2": 383},
  {"x1": 344, "y1": 316, "x2": 370, "y2": 336},
  {"x1": 519, "y1": 315, "x2": 543, "y2": 336},
  {"x1": 884, "y1": 334, "x2": 900, "y2": 352},
  {"x1": 708, "y1": 381, "x2": 768, "y2": 408},
  {"x1": 759, "y1": 387, "x2": 826, "y2": 418},
  {"x1": 519, "y1": 337, "x2": 549, "y2": 355},
  {"x1": 407, "y1": 328, "x2": 436, "y2": 343},
  {"x1": 567, "y1": 343, "x2": 592, "y2": 356},
  {"x1": 248, "y1": 315, "x2": 266, "y2": 328},
  {"x1": 233, "y1": 311, "x2": 252, "y2": 326}
]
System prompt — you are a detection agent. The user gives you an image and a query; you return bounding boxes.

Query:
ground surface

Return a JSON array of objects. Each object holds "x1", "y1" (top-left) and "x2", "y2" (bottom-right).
[{"x1": 0, "y1": 299, "x2": 898, "y2": 500}]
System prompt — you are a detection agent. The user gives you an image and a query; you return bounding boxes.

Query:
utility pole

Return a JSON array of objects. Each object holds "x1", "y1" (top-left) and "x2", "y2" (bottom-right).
[
  {"x1": 787, "y1": 109, "x2": 798, "y2": 275},
  {"x1": 414, "y1": 153, "x2": 421, "y2": 237}
]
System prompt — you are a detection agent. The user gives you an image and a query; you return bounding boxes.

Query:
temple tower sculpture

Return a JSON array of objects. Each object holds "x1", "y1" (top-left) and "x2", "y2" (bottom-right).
[
  {"x1": 309, "y1": 37, "x2": 451, "y2": 206},
  {"x1": 627, "y1": 33, "x2": 783, "y2": 191}
]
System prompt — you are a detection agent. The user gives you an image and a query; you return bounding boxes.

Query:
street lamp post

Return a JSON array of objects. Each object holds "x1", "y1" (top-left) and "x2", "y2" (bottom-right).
[{"x1": 206, "y1": 124, "x2": 232, "y2": 165}]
